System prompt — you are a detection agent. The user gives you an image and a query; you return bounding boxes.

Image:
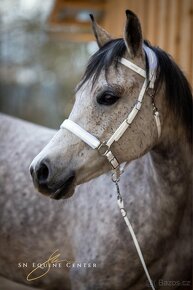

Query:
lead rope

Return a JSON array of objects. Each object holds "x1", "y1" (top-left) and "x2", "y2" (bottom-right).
[{"x1": 113, "y1": 176, "x2": 156, "y2": 290}]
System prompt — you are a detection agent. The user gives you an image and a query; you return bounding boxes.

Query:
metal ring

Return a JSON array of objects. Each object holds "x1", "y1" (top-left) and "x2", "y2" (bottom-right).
[
  {"x1": 98, "y1": 142, "x2": 109, "y2": 156},
  {"x1": 112, "y1": 173, "x2": 120, "y2": 183}
]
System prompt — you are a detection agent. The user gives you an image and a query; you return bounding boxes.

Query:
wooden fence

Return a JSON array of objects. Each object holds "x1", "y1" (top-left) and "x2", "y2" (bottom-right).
[
  {"x1": 49, "y1": 0, "x2": 193, "y2": 84},
  {"x1": 103, "y1": 0, "x2": 192, "y2": 84}
]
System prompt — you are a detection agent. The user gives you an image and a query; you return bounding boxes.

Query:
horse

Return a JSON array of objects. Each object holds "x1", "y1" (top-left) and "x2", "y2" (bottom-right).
[
  {"x1": 1, "y1": 10, "x2": 192, "y2": 290},
  {"x1": 0, "y1": 113, "x2": 117, "y2": 290},
  {"x1": 30, "y1": 10, "x2": 193, "y2": 289}
]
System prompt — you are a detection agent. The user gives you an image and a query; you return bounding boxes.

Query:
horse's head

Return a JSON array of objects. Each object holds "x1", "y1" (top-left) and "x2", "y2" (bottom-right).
[{"x1": 30, "y1": 11, "x2": 162, "y2": 199}]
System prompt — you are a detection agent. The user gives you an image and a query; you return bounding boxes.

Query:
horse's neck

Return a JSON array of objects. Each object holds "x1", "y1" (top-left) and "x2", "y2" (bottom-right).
[{"x1": 149, "y1": 140, "x2": 192, "y2": 193}]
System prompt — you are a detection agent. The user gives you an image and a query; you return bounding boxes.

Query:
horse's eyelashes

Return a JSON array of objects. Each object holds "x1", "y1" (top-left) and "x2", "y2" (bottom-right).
[{"x1": 96, "y1": 91, "x2": 120, "y2": 106}]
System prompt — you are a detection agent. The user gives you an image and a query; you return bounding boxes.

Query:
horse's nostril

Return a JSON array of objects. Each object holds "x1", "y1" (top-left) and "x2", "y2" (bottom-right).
[{"x1": 37, "y1": 162, "x2": 49, "y2": 184}]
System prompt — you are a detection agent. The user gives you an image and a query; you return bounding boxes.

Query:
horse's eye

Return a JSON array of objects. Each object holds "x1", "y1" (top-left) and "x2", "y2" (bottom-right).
[{"x1": 97, "y1": 92, "x2": 120, "y2": 106}]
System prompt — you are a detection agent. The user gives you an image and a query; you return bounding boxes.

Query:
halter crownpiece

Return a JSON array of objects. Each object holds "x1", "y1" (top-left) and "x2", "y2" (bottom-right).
[
  {"x1": 143, "y1": 44, "x2": 158, "y2": 88},
  {"x1": 60, "y1": 44, "x2": 158, "y2": 290}
]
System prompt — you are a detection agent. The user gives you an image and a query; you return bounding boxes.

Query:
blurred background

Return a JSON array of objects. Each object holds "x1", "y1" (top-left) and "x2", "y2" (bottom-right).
[{"x1": 0, "y1": 0, "x2": 192, "y2": 129}]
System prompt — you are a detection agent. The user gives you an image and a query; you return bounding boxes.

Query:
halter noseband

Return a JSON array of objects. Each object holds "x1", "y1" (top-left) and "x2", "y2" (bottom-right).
[{"x1": 60, "y1": 44, "x2": 161, "y2": 180}]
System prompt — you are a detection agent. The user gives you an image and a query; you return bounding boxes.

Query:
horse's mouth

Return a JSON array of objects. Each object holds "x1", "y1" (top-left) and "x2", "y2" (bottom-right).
[{"x1": 49, "y1": 175, "x2": 76, "y2": 200}]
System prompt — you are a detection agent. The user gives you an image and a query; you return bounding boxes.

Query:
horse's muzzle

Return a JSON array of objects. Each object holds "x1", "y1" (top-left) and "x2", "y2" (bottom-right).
[{"x1": 30, "y1": 160, "x2": 76, "y2": 199}]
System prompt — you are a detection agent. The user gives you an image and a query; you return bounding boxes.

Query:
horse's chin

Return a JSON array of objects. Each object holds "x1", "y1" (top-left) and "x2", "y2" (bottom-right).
[
  {"x1": 52, "y1": 177, "x2": 76, "y2": 200},
  {"x1": 50, "y1": 185, "x2": 75, "y2": 200},
  {"x1": 37, "y1": 175, "x2": 76, "y2": 200}
]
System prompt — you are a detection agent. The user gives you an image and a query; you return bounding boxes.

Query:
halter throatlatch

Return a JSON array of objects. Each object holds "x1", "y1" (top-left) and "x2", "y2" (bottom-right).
[{"x1": 60, "y1": 44, "x2": 159, "y2": 290}]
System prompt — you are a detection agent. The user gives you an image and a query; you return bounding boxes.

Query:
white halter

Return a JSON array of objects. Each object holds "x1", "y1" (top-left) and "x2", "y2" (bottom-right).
[
  {"x1": 60, "y1": 44, "x2": 159, "y2": 290},
  {"x1": 60, "y1": 44, "x2": 161, "y2": 177}
]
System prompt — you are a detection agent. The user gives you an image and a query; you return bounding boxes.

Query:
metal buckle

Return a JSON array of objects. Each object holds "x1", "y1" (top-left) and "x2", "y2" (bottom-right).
[{"x1": 126, "y1": 119, "x2": 131, "y2": 126}]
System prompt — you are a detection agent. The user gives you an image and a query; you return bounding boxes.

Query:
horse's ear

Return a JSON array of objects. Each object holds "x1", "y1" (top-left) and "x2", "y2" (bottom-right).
[
  {"x1": 124, "y1": 10, "x2": 143, "y2": 59},
  {"x1": 90, "y1": 14, "x2": 112, "y2": 47}
]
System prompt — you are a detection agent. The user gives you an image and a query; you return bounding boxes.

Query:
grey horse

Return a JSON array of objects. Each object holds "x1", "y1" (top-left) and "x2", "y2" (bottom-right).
[
  {"x1": 0, "y1": 113, "x2": 110, "y2": 290},
  {"x1": 1, "y1": 10, "x2": 192, "y2": 290}
]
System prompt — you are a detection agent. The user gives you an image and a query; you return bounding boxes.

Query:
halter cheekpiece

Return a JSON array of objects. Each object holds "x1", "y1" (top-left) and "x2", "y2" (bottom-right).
[{"x1": 60, "y1": 44, "x2": 159, "y2": 290}]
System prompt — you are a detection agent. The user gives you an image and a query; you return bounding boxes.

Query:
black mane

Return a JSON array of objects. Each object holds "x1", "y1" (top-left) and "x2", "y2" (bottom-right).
[{"x1": 79, "y1": 39, "x2": 192, "y2": 144}]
